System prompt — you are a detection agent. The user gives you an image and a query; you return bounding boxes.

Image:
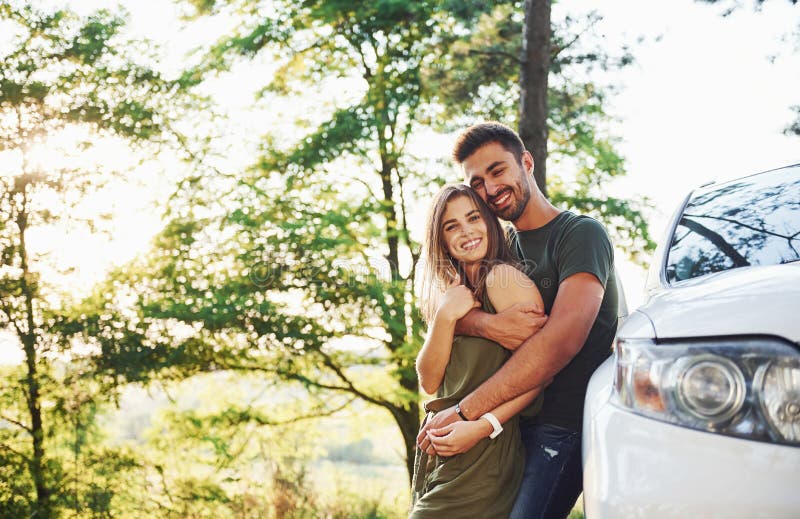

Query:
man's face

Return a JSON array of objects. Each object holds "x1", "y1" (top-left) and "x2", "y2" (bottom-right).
[{"x1": 462, "y1": 142, "x2": 532, "y2": 222}]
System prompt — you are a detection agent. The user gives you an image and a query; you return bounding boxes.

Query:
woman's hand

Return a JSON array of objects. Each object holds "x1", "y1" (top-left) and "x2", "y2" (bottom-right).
[
  {"x1": 426, "y1": 418, "x2": 493, "y2": 457},
  {"x1": 436, "y1": 276, "x2": 479, "y2": 323}
]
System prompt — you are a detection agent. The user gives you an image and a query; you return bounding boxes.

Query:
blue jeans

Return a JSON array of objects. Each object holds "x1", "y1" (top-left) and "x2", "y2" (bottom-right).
[{"x1": 510, "y1": 421, "x2": 583, "y2": 519}]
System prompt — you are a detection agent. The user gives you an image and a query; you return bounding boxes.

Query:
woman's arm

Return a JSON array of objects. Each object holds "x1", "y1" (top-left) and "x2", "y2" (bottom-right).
[
  {"x1": 416, "y1": 283, "x2": 479, "y2": 394},
  {"x1": 416, "y1": 315, "x2": 457, "y2": 395},
  {"x1": 486, "y1": 263, "x2": 544, "y2": 315},
  {"x1": 426, "y1": 264, "x2": 546, "y2": 454},
  {"x1": 454, "y1": 264, "x2": 545, "y2": 349}
]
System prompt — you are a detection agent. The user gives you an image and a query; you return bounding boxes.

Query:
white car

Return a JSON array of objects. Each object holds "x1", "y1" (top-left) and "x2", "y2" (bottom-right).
[{"x1": 582, "y1": 164, "x2": 800, "y2": 518}]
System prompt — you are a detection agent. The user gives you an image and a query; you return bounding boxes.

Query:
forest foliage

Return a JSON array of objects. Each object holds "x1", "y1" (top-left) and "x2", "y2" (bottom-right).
[{"x1": 0, "y1": 0, "x2": 663, "y2": 516}]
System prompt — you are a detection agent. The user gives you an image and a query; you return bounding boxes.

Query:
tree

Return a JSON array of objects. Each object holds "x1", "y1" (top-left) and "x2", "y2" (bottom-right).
[
  {"x1": 0, "y1": 3, "x2": 196, "y2": 515},
  {"x1": 426, "y1": 1, "x2": 652, "y2": 261},
  {"x1": 520, "y1": 0, "x2": 551, "y2": 196},
  {"x1": 106, "y1": 0, "x2": 453, "y2": 483},
  {"x1": 100, "y1": 0, "x2": 654, "y2": 486}
]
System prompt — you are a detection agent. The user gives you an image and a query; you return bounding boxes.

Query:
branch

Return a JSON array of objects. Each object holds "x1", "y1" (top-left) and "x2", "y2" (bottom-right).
[
  {"x1": 316, "y1": 349, "x2": 389, "y2": 409},
  {"x1": 396, "y1": 168, "x2": 413, "y2": 254},
  {"x1": 680, "y1": 217, "x2": 749, "y2": 267},
  {"x1": 163, "y1": 123, "x2": 239, "y2": 206},
  {"x1": 349, "y1": 174, "x2": 381, "y2": 204},
  {"x1": 684, "y1": 213, "x2": 796, "y2": 241},
  {"x1": 212, "y1": 395, "x2": 357, "y2": 471},
  {"x1": 0, "y1": 414, "x2": 32, "y2": 434},
  {"x1": 551, "y1": 14, "x2": 601, "y2": 60},
  {"x1": 0, "y1": 440, "x2": 31, "y2": 464},
  {"x1": 0, "y1": 302, "x2": 26, "y2": 340},
  {"x1": 349, "y1": 28, "x2": 374, "y2": 80},
  {"x1": 224, "y1": 363, "x2": 351, "y2": 391},
  {"x1": 236, "y1": 396, "x2": 356, "y2": 427},
  {"x1": 224, "y1": 360, "x2": 393, "y2": 411}
]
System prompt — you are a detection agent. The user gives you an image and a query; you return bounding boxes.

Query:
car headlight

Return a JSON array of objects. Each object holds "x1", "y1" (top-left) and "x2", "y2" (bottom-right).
[{"x1": 613, "y1": 338, "x2": 800, "y2": 446}]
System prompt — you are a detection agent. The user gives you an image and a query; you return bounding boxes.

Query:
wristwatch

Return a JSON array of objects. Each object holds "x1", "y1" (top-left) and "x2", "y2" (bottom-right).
[
  {"x1": 480, "y1": 412, "x2": 503, "y2": 439},
  {"x1": 455, "y1": 402, "x2": 469, "y2": 421}
]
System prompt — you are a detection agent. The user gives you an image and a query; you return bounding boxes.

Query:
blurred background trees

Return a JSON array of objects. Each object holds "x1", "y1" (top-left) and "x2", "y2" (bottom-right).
[
  {"x1": 0, "y1": 0, "x2": 666, "y2": 516},
  {"x1": 0, "y1": 2, "x2": 199, "y2": 516}
]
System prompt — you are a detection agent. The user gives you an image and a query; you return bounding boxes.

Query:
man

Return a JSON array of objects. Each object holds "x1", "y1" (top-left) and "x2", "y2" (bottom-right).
[{"x1": 417, "y1": 122, "x2": 618, "y2": 518}]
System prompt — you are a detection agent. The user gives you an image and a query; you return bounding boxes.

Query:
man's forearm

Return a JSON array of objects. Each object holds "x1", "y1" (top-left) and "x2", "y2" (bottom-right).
[
  {"x1": 458, "y1": 273, "x2": 603, "y2": 419},
  {"x1": 454, "y1": 307, "x2": 492, "y2": 338},
  {"x1": 458, "y1": 329, "x2": 564, "y2": 420}
]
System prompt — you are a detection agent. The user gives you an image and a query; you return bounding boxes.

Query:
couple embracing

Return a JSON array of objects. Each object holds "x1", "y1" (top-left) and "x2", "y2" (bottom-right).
[{"x1": 410, "y1": 122, "x2": 619, "y2": 518}]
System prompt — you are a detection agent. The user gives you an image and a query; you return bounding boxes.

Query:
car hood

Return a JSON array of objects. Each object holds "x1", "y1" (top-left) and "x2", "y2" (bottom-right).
[{"x1": 638, "y1": 262, "x2": 800, "y2": 344}]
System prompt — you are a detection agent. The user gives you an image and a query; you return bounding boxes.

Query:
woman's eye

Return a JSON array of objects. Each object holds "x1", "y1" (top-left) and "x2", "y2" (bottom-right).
[
  {"x1": 444, "y1": 225, "x2": 457, "y2": 232},
  {"x1": 468, "y1": 214, "x2": 480, "y2": 222}
]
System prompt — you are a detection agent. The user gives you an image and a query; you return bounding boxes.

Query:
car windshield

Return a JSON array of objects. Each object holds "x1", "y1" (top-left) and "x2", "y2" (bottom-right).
[{"x1": 666, "y1": 164, "x2": 800, "y2": 283}]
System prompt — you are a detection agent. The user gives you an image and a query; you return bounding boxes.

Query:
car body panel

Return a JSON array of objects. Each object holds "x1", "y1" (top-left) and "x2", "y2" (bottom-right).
[
  {"x1": 640, "y1": 262, "x2": 800, "y2": 343},
  {"x1": 615, "y1": 310, "x2": 656, "y2": 340},
  {"x1": 584, "y1": 357, "x2": 800, "y2": 519}
]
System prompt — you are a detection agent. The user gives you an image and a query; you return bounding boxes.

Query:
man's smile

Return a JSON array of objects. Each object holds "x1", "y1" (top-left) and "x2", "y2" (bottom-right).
[{"x1": 489, "y1": 189, "x2": 513, "y2": 210}]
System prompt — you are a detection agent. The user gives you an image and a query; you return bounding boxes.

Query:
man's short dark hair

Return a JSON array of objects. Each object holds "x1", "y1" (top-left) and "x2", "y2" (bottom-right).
[{"x1": 452, "y1": 122, "x2": 526, "y2": 165}]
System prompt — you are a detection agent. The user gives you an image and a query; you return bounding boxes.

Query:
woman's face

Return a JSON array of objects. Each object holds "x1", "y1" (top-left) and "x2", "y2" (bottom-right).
[{"x1": 441, "y1": 195, "x2": 489, "y2": 266}]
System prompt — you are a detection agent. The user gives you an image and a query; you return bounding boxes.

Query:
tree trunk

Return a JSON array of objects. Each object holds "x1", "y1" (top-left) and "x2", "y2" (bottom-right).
[
  {"x1": 388, "y1": 404, "x2": 421, "y2": 485},
  {"x1": 377, "y1": 131, "x2": 423, "y2": 482},
  {"x1": 519, "y1": 0, "x2": 551, "y2": 197},
  {"x1": 17, "y1": 189, "x2": 52, "y2": 518}
]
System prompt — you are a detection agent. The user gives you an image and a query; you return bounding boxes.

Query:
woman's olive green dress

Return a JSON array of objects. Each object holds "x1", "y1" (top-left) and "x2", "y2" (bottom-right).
[{"x1": 409, "y1": 308, "x2": 540, "y2": 518}]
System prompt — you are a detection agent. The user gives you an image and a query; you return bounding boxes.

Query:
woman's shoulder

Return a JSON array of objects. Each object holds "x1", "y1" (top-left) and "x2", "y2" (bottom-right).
[
  {"x1": 486, "y1": 263, "x2": 535, "y2": 290},
  {"x1": 485, "y1": 263, "x2": 542, "y2": 313}
]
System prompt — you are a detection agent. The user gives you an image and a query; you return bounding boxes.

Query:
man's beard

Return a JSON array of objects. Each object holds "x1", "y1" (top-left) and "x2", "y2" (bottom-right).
[{"x1": 490, "y1": 185, "x2": 530, "y2": 222}]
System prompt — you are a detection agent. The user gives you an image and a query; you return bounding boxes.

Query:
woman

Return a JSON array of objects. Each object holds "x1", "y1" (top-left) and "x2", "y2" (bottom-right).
[{"x1": 410, "y1": 184, "x2": 545, "y2": 518}]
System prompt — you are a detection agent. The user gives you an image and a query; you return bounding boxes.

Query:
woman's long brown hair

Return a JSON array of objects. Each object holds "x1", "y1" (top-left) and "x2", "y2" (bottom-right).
[{"x1": 419, "y1": 184, "x2": 517, "y2": 324}]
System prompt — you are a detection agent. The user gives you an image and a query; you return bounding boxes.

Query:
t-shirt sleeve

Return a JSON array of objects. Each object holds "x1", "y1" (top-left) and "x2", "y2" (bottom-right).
[{"x1": 555, "y1": 216, "x2": 614, "y2": 288}]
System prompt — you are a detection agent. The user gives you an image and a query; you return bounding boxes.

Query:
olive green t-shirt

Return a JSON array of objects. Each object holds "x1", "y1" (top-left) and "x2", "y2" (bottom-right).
[{"x1": 509, "y1": 211, "x2": 618, "y2": 432}]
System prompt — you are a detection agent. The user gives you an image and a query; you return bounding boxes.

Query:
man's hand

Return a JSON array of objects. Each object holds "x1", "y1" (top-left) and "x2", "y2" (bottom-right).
[
  {"x1": 417, "y1": 405, "x2": 460, "y2": 455},
  {"x1": 428, "y1": 419, "x2": 493, "y2": 456},
  {"x1": 490, "y1": 303, "x2": 547, "y2": 350}
]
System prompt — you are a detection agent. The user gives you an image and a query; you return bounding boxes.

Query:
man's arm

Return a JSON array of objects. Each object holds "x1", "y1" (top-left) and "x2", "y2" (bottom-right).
[
  {"x1": 421, "y1": 264, "x2": 546, "y2": 454},
  {"x1": 459, "y1": 272, "x2": 604, "y2": 419},
  {"x1": 426, "y1": 386, "x2": 542, "y2": 456},
  {"x1": 455, "y1": 303, "x2": 547, "y2": 350},
  {"x1": 417, "y1": 271, "x2": 604, "y2": 449}
]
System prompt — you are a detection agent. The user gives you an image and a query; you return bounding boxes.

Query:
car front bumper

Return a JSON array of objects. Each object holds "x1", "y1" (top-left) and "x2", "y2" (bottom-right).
[{"x1": 583, "y1": 357, "x2": 800, "y2": 519}]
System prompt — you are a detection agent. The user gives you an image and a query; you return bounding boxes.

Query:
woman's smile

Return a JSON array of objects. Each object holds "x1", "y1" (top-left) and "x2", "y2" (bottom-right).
[{"x1": 460, "y1": 237, "x2": 483, "y2": 251}]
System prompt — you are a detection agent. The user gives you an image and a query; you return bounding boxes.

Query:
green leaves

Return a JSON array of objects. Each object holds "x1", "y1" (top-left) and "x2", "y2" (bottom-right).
[
  {"x1": 0, "y1": 3, "x2": 202, "y2": 515},
  {"x1": 261, "y1": 106, "x2": 375, "y2": 185},
  {"x1": 63, "y1": 10, "x2": 125, "y2": 64}
]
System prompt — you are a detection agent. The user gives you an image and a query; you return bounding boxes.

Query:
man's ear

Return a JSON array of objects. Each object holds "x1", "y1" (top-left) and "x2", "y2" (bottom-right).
[{"x1": 522, "y1": 150, "x2": 535, "y2": 176}]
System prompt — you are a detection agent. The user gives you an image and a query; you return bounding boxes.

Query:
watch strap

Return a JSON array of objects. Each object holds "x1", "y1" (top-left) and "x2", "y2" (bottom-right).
[
  {"x1": 480, "y1": 412, "x2": 503, "y2": 439},
  {"x1": 455, "y1": 402, "x2": 468, "y2": 421}
]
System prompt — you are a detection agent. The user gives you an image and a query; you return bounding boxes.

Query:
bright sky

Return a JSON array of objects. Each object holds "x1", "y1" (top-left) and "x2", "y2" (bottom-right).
[
  {"x1": 569, "y1": 0, "x2": 800, "y2": 307},
  {"x1": 1, "y1": 0, "x2": 798, "y2": 364}
]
